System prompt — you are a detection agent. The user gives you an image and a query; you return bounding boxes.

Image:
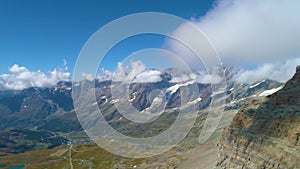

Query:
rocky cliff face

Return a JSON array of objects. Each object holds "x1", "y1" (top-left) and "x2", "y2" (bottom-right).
[{"x1": 217, "y1": 66, "x2": 300, "y2": 169}]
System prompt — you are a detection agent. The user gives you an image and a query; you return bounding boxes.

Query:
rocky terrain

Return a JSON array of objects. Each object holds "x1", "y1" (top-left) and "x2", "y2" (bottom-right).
[{"x1": 217, "y1": 66, "x2": 300, "y2": 169}]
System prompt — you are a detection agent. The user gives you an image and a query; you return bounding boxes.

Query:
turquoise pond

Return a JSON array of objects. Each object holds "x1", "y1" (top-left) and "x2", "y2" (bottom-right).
[{"x1": 8, "y1": 164, "x2": 26, "y2": 169}]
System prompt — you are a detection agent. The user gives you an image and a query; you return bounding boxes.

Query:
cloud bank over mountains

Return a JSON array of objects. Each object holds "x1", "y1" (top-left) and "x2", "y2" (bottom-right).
[
  {"x1": 0, "y1": 63, "x2": 70, "y2": 90},
  {"x1": 82, "y1": 60, "x2": 224, "y2": 84},
  {"x1": 80, "y1": 60, "x2": 163, "y2": 83},
  {"x1": 166, "y1": 0, "x2": 300, "y2": 83},
  {"x1": 235, "y1": 58, "x2": 300, "y2": 84},
  {"x1": 0, "y1": 58, "x2": 298, "y2": 91}
]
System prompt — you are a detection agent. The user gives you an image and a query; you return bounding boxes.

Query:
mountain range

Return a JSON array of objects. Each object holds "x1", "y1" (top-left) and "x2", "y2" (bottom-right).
[{"x1": 0, "y1": 66, "x2": 295, "y2": 168}]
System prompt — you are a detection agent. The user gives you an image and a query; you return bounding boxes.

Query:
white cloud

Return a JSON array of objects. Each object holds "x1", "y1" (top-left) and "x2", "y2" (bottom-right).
[
  {"x1": 113, "y1": 60, "x2": 162, "y2": 83},
  {"x1": 113, "y1": 60, "x2": 146, "y2": 82},
  {"x1": 168, "y1": 70, "x2": 222, "y2": 84},
  {"x1": 96, "y1": 60, "x2": 224, "y2": 84},
  {"x1": 102, "y1": 60, "x2": 222, "y2": 84},
  {"x1": 83, "y1": 57, "x2": 300, "y2": 85},
  {"x1": 169, "y1": 72, "x2": 196, "y2": 83},
  {"x1": 80, "y1": 73, "x2": 95, "y2": 81},
  {"x1": 80, "y1": 60, "x2": 163, "y2": 83},
  {"x1": 196, "y1": 73, "x2": 223, "y2": 84},
  {"x1": 0, "y1": 63, "x2": 70, "y2": 90},
  {"x1": 234, "y1": 58, "x2": 300, "y2": 83},
  {"x1": 97, "y1": 68, "x2": 113, "y2": 82},
  {"x1": 81, "y1": 68, "x2": 113, "y2": 82},
  {"x1": 166, "y1": 0, "x2": 300, "y2": 82},
  {"x1": 133, "y1": 70, "x2": 162, "y2": 83}
]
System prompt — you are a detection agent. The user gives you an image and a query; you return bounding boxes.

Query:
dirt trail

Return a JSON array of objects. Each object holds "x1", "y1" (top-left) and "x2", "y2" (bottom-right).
[{"x1": 69, "y1": 144, "x2": 73, "y2": 169}]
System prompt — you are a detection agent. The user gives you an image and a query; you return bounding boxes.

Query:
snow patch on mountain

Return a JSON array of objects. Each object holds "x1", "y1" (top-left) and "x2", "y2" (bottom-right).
[
  {"x1": 167, "y1": 80, "x2": 196, "y2": 94},
  {"x1": 259, "y1": 87, "x2": 283, "y2": 97}
]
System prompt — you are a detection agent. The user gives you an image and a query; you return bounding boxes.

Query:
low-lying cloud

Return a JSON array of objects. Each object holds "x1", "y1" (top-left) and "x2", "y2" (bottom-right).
[
  {"x1": 0, "y1": 63, "x2": 70, "y2": 90},
  {"x1": 168, "y1": 69, "x2": 223, "y2": 84},
  {"x1": 234, "y1": 58, "x2": 300, "y2": 84},
  {"x1": 81, "y1": 60, "x2": 163, "y2": 83},
  {"x1": 82, "y1": 60, "x2": 224, "y2": 84},
  {"x1": 132, "y1": 69, "x2": 162, "y2": 83}
]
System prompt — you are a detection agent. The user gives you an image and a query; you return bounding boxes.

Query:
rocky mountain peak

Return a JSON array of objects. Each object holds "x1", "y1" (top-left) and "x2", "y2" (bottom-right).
[{"x1": 296, "y1": 65, "x2": 300, "y2": 72}]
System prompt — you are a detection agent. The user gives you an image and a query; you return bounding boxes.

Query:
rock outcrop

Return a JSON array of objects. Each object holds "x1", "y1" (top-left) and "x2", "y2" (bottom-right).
[{"x1": 217, "y1": 66, "x2": 300, "y2": 169}]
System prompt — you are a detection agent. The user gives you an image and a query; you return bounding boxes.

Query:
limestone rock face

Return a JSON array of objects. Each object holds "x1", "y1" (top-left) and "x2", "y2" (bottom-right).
[{"x1": 217, "y1": 67, "x2": 300, "y2": 169}]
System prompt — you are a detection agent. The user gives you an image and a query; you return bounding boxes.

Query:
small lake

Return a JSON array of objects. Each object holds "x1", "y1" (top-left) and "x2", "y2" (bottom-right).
[
  {"x1": 8, "y1": 164, "x2": 26, "y2": 169},
  {"x1": 0, "y1": 164, "x2": 6, "y2": 168}
]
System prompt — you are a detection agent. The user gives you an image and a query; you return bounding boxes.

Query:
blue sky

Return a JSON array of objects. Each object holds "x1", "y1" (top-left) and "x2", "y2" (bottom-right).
[
  {"x1": 0, "y1": 0, "x2": 215, "y2": 73},
  {"x1": 1, "y1": 0, "x2": 300, "y2": 90}
]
